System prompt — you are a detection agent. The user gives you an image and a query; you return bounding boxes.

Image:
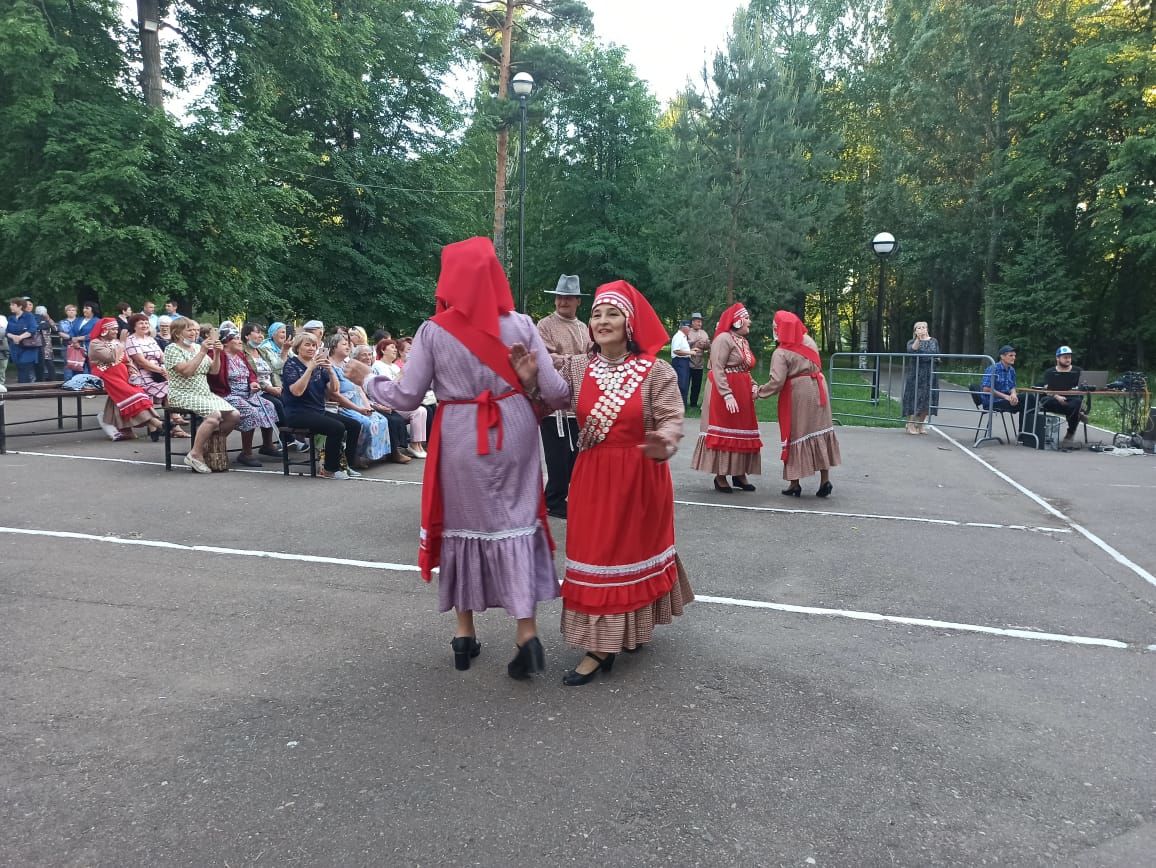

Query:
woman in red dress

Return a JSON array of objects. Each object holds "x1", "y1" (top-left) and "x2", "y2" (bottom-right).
[
  {"x1": 515, "y1": 281, "x2": 693, "y2": 686},
  {"x1": 87, "y1": 317, "x2": 165, "y2": 442},
  {"x1": 690, "y1": 302, "x2": 762, "y2": 492}
]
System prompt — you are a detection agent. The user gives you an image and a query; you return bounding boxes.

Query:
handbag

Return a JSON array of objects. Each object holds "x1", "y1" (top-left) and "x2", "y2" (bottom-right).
[
  {"x1": 20, "y1": 331, "x2": 44, "y2": 348},
  {"x1": 65, "y1": 344, "x2": 87, "y2": 371}
]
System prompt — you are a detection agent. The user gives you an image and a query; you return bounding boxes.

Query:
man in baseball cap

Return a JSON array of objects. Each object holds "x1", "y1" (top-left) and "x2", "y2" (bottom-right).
[{"x1": 1040, "y1": 344, "x2": 1087, "y2": 446}]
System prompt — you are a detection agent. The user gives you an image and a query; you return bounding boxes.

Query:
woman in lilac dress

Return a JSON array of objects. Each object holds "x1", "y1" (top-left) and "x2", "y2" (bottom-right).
[{"x1": 365, "y1": 237, "x2": 568, "y2": 680}]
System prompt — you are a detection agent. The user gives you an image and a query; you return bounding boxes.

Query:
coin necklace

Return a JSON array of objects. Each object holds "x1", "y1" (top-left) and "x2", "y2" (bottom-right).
[{"x1": 579, "y1": 353, "x2": 653, "y2": 450}]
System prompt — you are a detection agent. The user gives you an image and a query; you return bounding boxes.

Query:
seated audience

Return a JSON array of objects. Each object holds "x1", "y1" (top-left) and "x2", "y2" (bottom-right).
[
  {"x1": 257, "y1": 322, "x2": 291, "y2": 387},
  {"x1": 981, "y1": 345, "x2": 1024, "y2": 420},
  {"x1": 281, "y1": 332, "x2": 362, "y2": 479},
  {"x1": 164, "y1": 317, "x2": 240, "y2": 473},
  {"x1": 125, "y1": 313, "x2": 187, "y2": 438},
  {"x1": 372, "y1": 338, "x2": 427, "y2": 458},
  {"x1": 87, "y1": 317, "x2": 165, "y2": 441},
  {"x1": 214, "y1": 324, "x2": 282, "y2": 466},
  {"x1": 325, "y1": 335, "x2": 393, "y2": 469},
  {"x1": 1039, "y1": 345, "x2": 1087, "y2": 446},
  {"x1": 155, "y1": 315, "x2": 173, "y2": 349}
]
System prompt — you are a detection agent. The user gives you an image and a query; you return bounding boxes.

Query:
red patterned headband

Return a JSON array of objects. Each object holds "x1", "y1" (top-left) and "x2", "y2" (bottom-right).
[{"x1": 593, "y1": 291, "x2": 636, "y2": 320}]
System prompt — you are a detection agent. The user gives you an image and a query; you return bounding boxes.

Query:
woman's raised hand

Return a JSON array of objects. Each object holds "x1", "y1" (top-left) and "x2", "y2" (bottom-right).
[{"x1": 509, "y1": 342, "x2": 538, "y2": 391}]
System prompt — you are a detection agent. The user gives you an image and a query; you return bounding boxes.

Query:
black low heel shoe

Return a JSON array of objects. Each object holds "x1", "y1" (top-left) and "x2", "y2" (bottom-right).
[
  {"x1": 732, "y1": 476, "x2": 757, "y2": 492},
  {"x1": 150, "y1": 425, "x2": 163, "y2": 443},
  {"x1": 451, "y1": 636, "x2": 481, "y2": 671},
  {"x1": 781, "y1": 485, "x2": 802, "y2": 497},
  {"x1": 562, "y1": 652, "x2": 616, "y2": 686},
  {"x1": 713, "y1": 477, "x2": 734, "y2": 494},
  {"x1": 816, "y1": 481, "x2": 833, "y2": 498},
  {"x1": 507, "y1": 636, "x2": 546, "y2": 680}
]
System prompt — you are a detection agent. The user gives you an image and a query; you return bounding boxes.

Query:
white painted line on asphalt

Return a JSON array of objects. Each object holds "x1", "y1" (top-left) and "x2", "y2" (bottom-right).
[
  {"x1": 932, "y1": 429, "x2": 1156, "y2": 590},
  {"x1": 694, "y1": 594, "x2": 1138, "y2": 651},
  {"x1": 10, "y1": 450, "x2": 1063, "y2": 527},
  {"x1": 674, "y1": 499, "x2": 1070, "y2": 535},
  {"x1": 0, "y1": 526, "x2": 423, "y2": 573},
  {"x1": 2, "y1": 525, "x2": 1148, "y2": 653},
  {"x1": 7, "y1": 450, "x2": 421, "y2": 486}
]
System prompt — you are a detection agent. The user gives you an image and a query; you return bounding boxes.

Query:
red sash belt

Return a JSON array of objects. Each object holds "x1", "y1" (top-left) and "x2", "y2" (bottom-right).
[{"x1": 441, "y1": 388, "x2": 519, "y2": 455}]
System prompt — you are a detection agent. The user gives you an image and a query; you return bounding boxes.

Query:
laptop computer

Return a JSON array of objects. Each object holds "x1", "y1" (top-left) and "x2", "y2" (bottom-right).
[{"x1": 1081, "y1": 370, "x2": 1109, "y2": 389}]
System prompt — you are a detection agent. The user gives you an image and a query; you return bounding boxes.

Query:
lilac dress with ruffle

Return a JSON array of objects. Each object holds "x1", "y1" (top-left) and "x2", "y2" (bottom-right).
[{"x1": 364, "y1": 312, "x2": 569, "y2": 618}]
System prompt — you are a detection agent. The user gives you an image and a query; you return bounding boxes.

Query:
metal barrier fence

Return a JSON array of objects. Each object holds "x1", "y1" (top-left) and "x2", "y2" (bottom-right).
[{"x1": 828, "y1": 352, "x2": 1005, "y2": 447}]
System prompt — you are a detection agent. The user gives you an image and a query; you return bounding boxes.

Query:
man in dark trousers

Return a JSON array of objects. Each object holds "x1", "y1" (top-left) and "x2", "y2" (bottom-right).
[
  {"x1": 1040, "y1": 345, "x2": 1087, "y2": 447},
  {"x1": 686, "y1": 312, "x2": 710, "y2": 408},
  {"x1": 536, "y1": 274, "x2": 588, "y2": 519}
]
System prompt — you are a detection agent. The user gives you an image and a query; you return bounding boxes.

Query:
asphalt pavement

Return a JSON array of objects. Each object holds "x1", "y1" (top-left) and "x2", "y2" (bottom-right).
[{"x1": 1, "y1": 396, "x2": 1154, "y2": 867}]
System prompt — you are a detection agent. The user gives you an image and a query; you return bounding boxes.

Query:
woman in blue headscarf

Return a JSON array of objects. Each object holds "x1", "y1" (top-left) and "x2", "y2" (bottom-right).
[{"x1": 257, "y1": 322, "x2": 290, "y2": 387}]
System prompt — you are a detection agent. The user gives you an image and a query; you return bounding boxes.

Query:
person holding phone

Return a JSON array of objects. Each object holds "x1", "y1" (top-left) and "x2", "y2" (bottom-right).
[
  {"x1": 902, "y1": 320, "x2": 941, "y2": 434},
  {"x1": 163, "y1": 318, "x2": 240, "y2": 472},
  {"x1": 281, "y1": 333, "x2": 361, "y2": 479}
]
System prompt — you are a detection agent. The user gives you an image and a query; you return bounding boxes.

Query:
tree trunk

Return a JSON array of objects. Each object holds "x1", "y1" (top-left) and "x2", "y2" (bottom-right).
[
  {"x1": 137, "y1": 0, "x2": 163, "y2": 109},
  {"x1": 492, "y1": 0, "x2": 517, "y2": 260}
]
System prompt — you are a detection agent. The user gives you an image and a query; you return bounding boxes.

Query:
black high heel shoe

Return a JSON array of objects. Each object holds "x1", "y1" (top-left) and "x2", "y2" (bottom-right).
[
  {"x1": 149, "y1": 424, "x2": 163, "y2": 443},
  {"x1": 562, "y1": 652, "x2": 616, "y2": 686},
  {"x1": 451, "y1": 636, "x2": 481, "y2": 671},
  {"x1": 816, "y1": 481, "x2": 833, "y2": 498},
  {"x1": 507, "y1": 636, "x2": 545, "y2": 680},
  {"x1": 713, "y1": 477, "x2": 734, "y2": 494},
  {"x1": 732, "y1": 476, "x2": 756, "y2": 492},
  {"x1": 781, "y1": 484, "x2": 802, "y2": 497}
]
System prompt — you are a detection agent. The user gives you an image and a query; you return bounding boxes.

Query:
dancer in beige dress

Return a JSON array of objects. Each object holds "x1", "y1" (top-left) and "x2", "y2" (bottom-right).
[{"x1": 756, "y1": 310, "x2": 840, "y2": 497}]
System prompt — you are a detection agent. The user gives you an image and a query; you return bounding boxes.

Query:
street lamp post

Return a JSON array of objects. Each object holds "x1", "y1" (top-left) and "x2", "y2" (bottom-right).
[
  {"x1": 869, "y1": 231, "x2": 897, "y2": 354},
  {"x1": 511, "y1": 71, "x2": 534, "y2": 313},
  {"x1": 869, "y1": 231, "x2": 897, "y2": 401}
]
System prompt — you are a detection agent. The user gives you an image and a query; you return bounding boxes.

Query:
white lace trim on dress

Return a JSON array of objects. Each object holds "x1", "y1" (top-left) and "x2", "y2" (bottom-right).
[
  {"x1": 787, "y1": 426, "x2": 835, "y2": 447},
  {"x1": 442, "y1": 523, "x2": 541, "y2": 541},
  {"x1": 565, "y1": 545, "x2": 677, "y2": 578}
]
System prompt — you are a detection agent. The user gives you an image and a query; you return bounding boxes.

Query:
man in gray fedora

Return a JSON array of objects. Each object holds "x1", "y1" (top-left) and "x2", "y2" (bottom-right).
[{"x1": 536, "y1": 274, "x2": 588, "y2": 519}]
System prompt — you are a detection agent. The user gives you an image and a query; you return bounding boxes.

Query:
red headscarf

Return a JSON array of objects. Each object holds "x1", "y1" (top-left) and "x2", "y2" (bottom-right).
[
  {"x1": 92, "y1": 317, "x2": 119, "y2": 341},
  {"x1": 590, "y1": 280, "x2": 668, "y2": 357},
  {"x1": 433, "y1": 236, "x2": 514, "y2": 340},
  {"x1": 773, "y1": 310, "x2": 821, "y2": 369},
  {"x1": 714, "y1": 302, "x2": 751, "y2": 338}
]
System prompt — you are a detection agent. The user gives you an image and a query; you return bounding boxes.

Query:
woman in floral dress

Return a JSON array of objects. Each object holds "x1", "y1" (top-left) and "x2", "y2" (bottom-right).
[{"x1": 214, "y1": 324, "x2": 281, "y2": 466}]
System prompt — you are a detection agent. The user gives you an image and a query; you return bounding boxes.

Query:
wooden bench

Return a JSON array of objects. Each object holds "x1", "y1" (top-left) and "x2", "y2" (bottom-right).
[
  {"x1": 161, "y1": 408, "x2": 317, "y2": 476},
  {"x1": 0, "y1": 382, "x2": 106, "y2": 454},
  {"x1": 279, "y1": 427, "x2": 319, "y2": 477}
]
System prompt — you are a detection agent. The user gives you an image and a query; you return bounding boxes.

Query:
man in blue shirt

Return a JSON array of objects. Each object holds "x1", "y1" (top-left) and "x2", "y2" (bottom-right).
[{"x1": 981, "y1": 345, "x2": 1025, "y2": 420}]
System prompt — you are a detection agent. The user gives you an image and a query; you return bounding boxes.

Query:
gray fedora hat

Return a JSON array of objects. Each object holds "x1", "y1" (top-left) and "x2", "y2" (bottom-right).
[{"x1": 545, "y1": 274, "x2": 585, "y2": 296}]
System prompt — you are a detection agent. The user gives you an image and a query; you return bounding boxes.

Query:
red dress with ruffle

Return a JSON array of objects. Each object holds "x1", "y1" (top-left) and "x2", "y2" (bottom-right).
[
  {"x1": 704, "y1": 337, "x2": 761, "y2": 453},
  {"x1": 562, "y1": 355, "x2": 679, "y2": 616}
]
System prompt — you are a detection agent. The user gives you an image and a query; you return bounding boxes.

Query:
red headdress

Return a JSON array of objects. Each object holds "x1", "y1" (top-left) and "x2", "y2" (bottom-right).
[
  {"x1": 590, "y1": 280, "x2": 668, "y2": 357},
  {"x1": 714, "y1": 302, "x2": 751, "y2": 338},
  {"x1": 773, "y1": 310, "x2": 820, "y2": 369},
  {"x1": 433, "y1": 236, "x2": 515, "y2": 340},
  {"x1": 92, "y1": 317, "x2": 119, "y2": 340}
]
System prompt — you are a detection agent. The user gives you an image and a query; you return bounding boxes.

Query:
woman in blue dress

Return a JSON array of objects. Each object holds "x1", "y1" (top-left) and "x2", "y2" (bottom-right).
[
  {"x1": 326, "y1": 334, "x2": 392, "y2": 467},
  {"x1": 6, "y1": 298, "x2": 42, "y2": 382}
]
